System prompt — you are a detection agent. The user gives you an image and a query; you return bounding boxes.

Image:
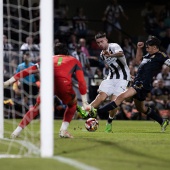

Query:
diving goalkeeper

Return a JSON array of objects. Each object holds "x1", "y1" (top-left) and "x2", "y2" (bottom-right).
[{"x1": 4, "y1": 43, "x2": 89, "y2": 138}]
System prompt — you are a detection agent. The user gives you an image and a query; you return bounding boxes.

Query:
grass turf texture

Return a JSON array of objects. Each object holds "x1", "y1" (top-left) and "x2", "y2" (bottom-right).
[{"x1": 0, "y1": 119, "x2": 170, "y2": 170}]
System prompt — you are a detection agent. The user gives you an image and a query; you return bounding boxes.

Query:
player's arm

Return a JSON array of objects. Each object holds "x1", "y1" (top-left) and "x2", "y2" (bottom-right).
[
  {"x1": 74, "y1": 61, "x2": 89, "y2": 109},
  {"x1": 111, "y1": 51, "x2": 124, "y2": 57},
  {"x1": 102, "y1": 50, "x2": 124, "y2": 58},
  {"x1": 103, "y1": 43, "x2": 124, "y2": 58},
  {"x1": 12, "y1": 81, "x2": 21, "y2": 95},
  {"x1": 4, "y1": 64, "x2": 39, "y2": 88},
  {"x1": 135, "y1": 42, "x2": 144, "y2": 65},
  {"x1": 75, "y1": 64, "x2": 87, "y2": 95},
  {"x1": 164, "y1": 58, "x2": 170, "y2": 67}
]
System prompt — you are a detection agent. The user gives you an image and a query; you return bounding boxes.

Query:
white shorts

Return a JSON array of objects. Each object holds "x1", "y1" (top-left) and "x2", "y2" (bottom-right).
[{"x1": 98, "y1": 79, "x2": 129, "y2": 96}]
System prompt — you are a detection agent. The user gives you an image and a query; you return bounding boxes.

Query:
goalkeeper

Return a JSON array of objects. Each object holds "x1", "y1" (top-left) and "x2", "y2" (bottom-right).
[{"x1": 4, "y1": 43, "x2": 89, "y2": 138}]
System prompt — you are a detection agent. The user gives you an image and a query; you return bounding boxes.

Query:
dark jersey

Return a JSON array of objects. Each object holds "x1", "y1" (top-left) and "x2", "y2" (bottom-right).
[{"x1": 134, "y1": 51, "x2": 169, "y2": 91}]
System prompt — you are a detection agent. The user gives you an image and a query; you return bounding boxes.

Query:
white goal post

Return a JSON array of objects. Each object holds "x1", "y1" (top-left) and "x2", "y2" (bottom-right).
[
  {"x1": 40, "y1": 0, "x2": 54, "y2": 157},
  {"x1": 1, "y1": 0, "x2": 54, "y2": 157},
  {"x1": 0, "y1": 0, "x2": 4, "y2": 139}
]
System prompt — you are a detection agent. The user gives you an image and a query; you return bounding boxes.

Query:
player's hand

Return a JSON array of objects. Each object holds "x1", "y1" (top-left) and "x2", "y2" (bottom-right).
[
  {"x1": 82, "y1": 102, "x2": 91, "y2": 112},
  {"x1": 4, "y1": 77, "x2": 16, "y2": 88},
  {"x1": 102, "y1": 50, "x2": 111, "y2": 58},
  {"x1": 131, "y1": 75, "x2": 135, "y2": 82},
  {"x1": 137, "y1": 42, "x2": 144, "y2": 48},
  {"x1": 4, "y1": 81, "x2": 10, "y2": 88}
]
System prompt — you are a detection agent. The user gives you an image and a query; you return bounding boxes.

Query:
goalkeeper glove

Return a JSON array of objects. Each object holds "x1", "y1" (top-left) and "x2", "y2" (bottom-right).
[
  {"x1": 4, "y1": 77, "x2": 16, "y2": 88},
  {"x1": 81, "y1": 94, "x2": 91, "y2": 111}
]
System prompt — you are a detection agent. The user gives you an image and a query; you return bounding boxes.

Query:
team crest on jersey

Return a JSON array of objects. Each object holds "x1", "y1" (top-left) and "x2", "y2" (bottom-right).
[
  {"x1": 150, "y1": 55, "x2": 155, "y2": 58},
  {"x1": 134, "y1": 81, "x2": 143, "y2": 89}
]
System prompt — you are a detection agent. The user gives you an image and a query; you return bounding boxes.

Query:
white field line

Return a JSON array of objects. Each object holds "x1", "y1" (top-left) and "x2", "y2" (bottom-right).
[
  {"x1": 0, "y1": 138, "x2": 100, "y2": 170},
  {"x1": 53, "y1": 156, "x2": 100, "y2": 170}
]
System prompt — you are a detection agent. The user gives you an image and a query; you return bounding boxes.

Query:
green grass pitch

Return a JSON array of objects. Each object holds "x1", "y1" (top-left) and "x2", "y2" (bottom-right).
[{"x1": 0, "y1": 119, "x2": 170, "y2": 170}]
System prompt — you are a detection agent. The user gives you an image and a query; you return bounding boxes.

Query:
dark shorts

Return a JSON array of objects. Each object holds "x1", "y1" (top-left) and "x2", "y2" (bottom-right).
[{"x1": 132, "y1": 81, "x2": 150, "y2": 101}]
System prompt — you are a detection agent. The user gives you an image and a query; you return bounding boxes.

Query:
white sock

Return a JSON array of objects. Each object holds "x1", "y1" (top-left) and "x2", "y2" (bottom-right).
[
  {"x1": 60, "y1": 121, "x2": 69, "y2": 131},
  {"x1": 109, "y1": 115, "x2": 114, "y2": 119},
  {"x1": 12, "y1": 126, "x2": 23, "y2": 136}
]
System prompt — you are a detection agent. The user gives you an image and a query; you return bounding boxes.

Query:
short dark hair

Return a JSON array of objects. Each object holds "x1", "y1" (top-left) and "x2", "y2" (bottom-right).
[
  {"x1": 95, "y1": 32, "x2": 106, "y2": 39},
  {"x1": 145, "y1": 36, "x2": 161, "y2": 49},
  {"x1": 54, "y1": 43, "x2": 68, "y2": 55}
]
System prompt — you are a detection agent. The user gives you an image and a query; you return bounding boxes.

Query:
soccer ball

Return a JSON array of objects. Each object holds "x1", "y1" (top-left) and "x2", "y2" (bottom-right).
[{"x1": 85, "y1": 118, "x2": 99, "y2": 132}]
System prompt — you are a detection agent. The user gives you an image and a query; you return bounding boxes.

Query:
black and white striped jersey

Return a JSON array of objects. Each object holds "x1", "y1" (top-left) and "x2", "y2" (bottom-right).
[
  {"x1": 100, "y1": 43, "x2": 131, "y2": 81},
  {"x1": 71, "y1": 51, "x2": 90, "y2": 68}
]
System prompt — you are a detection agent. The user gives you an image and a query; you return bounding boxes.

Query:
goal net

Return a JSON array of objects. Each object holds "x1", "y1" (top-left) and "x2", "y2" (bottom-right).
[{"x1": 1, "y1": 0, "x2": 53, "y2": 158}]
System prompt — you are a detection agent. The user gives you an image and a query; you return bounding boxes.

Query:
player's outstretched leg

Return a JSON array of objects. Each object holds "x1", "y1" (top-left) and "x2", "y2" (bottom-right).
[
  {"x1": 144, "y1": 107, "x2": 169, "y2": 132},
  {"x1": 11, "y1": 102, "x2": 40, "y2": 138}
]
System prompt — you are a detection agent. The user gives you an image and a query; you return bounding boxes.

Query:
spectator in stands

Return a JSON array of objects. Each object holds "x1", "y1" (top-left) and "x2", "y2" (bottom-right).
[
  {"x1": 153, "y1": 19, "x2": 166, "y2": 40},
  {"x1": 54, "y1": 4, "x2": 69, "y2": 27},
  {"x1": 3, "y1": 34, "x2": 13, "y2": 51},
  {"x1": 3, "y1": 34, "x2": 14, "y2": 61},
  {"x1": 71, "y1": 44, "x2": 92, "y2": 77},
  {"x1": 20, "y1": 36, "x2": 40, "y2": 62},
  {"x1": 103, "y1": 0, "x2": 128, "y2": 43},
  {"x1": 151, "y1": 79, "x2": 170, "y2": 110},
  {"x1": 167, "y1": 43, "x2": 170, "y2": 57},
  {"x1": 141, "y1": 1, "x2": 157, "y2": 35},
  {"x1": 79, "y1": 38, "x2": 90, "y2": 57},
  {"x1": 13, "y1": 52, "x2": 39, "y2": 108},
  {"x1": 72, "y1": 7, "x2": 88, "y2": 38},
  {"x1": 156, "y1": 65, "x2": 170, "y2": 90},
  {"x1": 122, "y1": 37, "x2": 136, "y2": 65},
  {"x1": 79, "y1": 38, "x2": 98, "y2": 62},
  {"x1": 161, "y1": 27, "x2": 170, "y2": 51},
  {"x1": 68, "y1": 34, "x2": 78, "y2": 55},
  {"x1": 94, "y1": 67, "x2": 103, "y2": 79},
  {"x1": 32, "y1": 3, "x2": 40, "y2": 34},
  {"x1": 116, "y1": 99, "x2": 140, "y2": 120},
  {"x1": 159, "y1": 2, "x2": 170, "y2": 28}
]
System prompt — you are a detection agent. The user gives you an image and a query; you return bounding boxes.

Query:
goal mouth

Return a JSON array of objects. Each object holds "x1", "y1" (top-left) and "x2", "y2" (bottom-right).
[
  {"x1": 2, "y1": 0, "x2": 43, "y2": 157},
  {"x1": 0, "y1": 134, "x2": 40, "y2": 157}
]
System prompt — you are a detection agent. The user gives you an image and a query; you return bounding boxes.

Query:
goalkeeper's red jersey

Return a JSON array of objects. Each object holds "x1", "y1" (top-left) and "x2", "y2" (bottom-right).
[
  {"x1": 14, "y1": 55, "x2": 87, "y2": 95},
  {"x1": 53, "y1": 55, "x2": 87, "y2": 95}
]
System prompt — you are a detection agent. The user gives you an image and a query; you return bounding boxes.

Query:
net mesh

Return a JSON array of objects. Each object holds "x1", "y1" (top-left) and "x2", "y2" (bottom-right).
[{"x1": 2, "y1": 0, "x2": 41, "y2": 157}]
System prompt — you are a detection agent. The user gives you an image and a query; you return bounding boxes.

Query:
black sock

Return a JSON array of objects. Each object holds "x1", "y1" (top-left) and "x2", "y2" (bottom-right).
[
  {"x1": 144, "y1": 107, "x2": 163, "y2": 125},
  {"x1": 98, "y1": 101, "x2": 118, "y2": 114},
  {"x1": 108, "y1": 116, "x2": 114, "y2": 124}
]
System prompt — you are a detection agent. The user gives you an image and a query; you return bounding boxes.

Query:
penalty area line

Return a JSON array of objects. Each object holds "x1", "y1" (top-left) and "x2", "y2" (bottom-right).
[
  {"x1": 0, "y1": 138, "x2": 100, "y2": 170},
  {"x1": 53, "y1": 156, "x2": 100, "y2": 170}
]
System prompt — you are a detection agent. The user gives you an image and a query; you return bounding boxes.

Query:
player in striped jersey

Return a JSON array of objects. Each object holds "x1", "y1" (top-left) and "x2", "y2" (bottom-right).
[{"x1": 78, "y1": 32, "x2": 131, "y2": 132}]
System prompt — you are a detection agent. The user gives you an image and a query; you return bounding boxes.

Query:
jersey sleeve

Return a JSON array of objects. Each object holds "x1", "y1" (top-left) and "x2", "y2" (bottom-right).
[
  {"x1": 14, "y1": 64, "x2": 39, "y2": 80},
  {"x1": 110, "y1": 43, "x2": 123, "y2": 53},
  {"x1": 164, "y1": 58, "x2": 170, "y2": 67},
  {"x1": 74, "y1": 60, "x2": 87, "y2": 95},
  {"x1": 158, "y1": 52, "x2": 169, "y2": 65}
]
